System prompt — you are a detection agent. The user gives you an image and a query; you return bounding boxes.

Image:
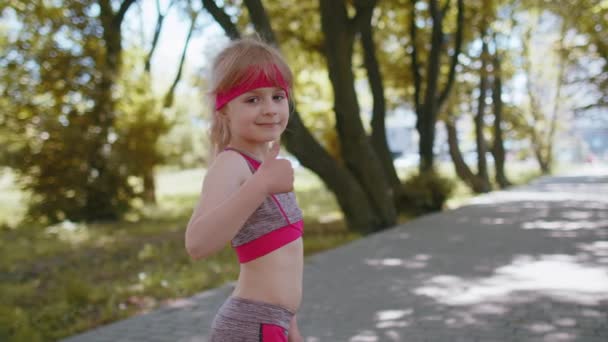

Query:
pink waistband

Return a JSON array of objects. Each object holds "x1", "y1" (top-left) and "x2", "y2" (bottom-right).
[{"x1": 234, "y1": 220, "x2": 304, "y2": 263}]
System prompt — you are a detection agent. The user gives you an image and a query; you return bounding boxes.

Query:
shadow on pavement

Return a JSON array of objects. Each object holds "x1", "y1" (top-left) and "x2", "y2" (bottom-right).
[{"x1": 299, "y1": 174, "x2": 608, "y2": 341}]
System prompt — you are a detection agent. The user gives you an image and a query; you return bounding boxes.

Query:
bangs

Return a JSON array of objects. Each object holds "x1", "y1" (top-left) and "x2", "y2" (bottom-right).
[
  {"x1": 238, "y1": 63, "x2": 289, "y2": 91},
  {"x1": 211, "y1": 41, "x2": 293, "y2": 95}
]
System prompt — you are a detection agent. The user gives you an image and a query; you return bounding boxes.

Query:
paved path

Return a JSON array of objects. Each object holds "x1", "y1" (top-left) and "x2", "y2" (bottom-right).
[{"x1": 64, "y1": 167, "x2": 608, "y2": 342}]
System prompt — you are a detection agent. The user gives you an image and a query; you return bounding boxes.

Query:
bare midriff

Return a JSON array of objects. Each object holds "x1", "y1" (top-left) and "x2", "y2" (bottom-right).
[{"x1": 231, "y1": 237, "x2": 303, "y2": 312}]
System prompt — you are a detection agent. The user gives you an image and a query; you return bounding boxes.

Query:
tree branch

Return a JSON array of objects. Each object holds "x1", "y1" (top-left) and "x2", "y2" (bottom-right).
[
  {"x1": 164, "y1": 10, "x2": 198, "y2": 108},
  {"x1": 201, "y1": 0, "x2": 240, "y2": 39},
  {"x1": 441, "y1": 0, "x2": 452, "y2": 15},
  {"x1": 145, "y1": 0, "x2": 176, "y2": 73},
  {"x1": 438, "y1": 0, "x2": 463, "y2": 109},
  {"x1": 409, "y1": 0, "x2": 421, "y2": 113},
  {"x1": 429, "y1": 0, "x2": 440, "y2": 21},
  {"x1": 243, "y1": 0, "x2": 277, "y2": 45},
  {"x1": 575, "y1": 100, "x2": 608, "y2": 112},
  {"x1": 115, "y1": 0, "x2": 138, "y2": 27}
]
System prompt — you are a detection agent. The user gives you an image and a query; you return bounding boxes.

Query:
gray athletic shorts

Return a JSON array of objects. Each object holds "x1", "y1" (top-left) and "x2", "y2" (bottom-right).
[{"x1": 209, "y1": 296, "x2": 294, "y2": 341}]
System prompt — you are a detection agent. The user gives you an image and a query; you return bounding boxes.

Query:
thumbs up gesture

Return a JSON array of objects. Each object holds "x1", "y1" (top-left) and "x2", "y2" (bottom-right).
[{"x1": 256, "y1": 141, "x2": 294, "y2": 195}]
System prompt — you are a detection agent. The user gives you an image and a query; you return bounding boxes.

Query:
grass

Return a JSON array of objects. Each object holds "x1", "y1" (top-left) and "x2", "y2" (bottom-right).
[{"x1": 0, "y1": 161, "x2": 543, "y2": 341}]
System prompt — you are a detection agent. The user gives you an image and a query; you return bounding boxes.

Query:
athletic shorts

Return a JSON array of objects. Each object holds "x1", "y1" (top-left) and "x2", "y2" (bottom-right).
[{"x1": 209, "y1": 296, "x2": 294, "y2": 341}]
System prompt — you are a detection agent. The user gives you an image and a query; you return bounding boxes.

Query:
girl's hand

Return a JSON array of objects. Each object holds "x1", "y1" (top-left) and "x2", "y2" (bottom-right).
[
  {"x1": 288, "y1": 315, "x2": 303, "y2": 342},
  {"x1": 255, "y1": 142, "x2": 294, "y2": 195},
  {"x1": 288, "y1": 334, "x2": 303, "y2": 342}
]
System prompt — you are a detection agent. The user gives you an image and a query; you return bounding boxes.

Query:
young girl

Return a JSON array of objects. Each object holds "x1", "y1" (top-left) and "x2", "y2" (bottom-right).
[{"x1": 185, "y1": 38, "x2": 304, "y2": 342}]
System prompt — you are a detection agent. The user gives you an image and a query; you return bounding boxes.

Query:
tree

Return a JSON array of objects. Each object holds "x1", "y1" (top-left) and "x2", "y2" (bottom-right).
[
  {"x1": 202, "y1": 0, "x2": 399, "y2": 231},
  {"x1": 1, "y1": 1, "x2": 170, "y2": 223},
  {"x1": 353, "y1": 0, "x2": 405, "y2": 207},
  {"x1": 443, "y1": 30, "x2": 492, "y2": 194},
  {"x1": 520, "y1": 10, "x2": 566, "y2": 173},
  {"x1": 543, "y1": 0, "x2": 607, "y2": 117},
  {"x1": 408, "y1": 0, "x2": 464, "y2": 172},
  {"x1": 318, "y1": 0, "x2": 397, "y2": 227},
  {"x1": 136, "y1": 0, "x2": 201, "y2": 203},
  {"x1": 490, "y1": 31, "x2": 512, "y2": 188},
  {"x1": 473, "y1": 26, "x2": 491, "y2": 192},
  {"x1": 439, "y1": 0, "x2": 516, "y2": 192}
]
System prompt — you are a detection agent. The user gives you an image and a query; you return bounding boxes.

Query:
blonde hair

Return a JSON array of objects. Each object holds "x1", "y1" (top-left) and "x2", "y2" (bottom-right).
[{"x1": 206, "y1": 37, "x2": 293, "y2": 159}]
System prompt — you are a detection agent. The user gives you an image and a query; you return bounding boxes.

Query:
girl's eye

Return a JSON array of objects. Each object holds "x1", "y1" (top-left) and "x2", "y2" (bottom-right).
[
  {"x1": 273, "y1": 94, "x2": 285, "y2": 101},
  {"x1": 246, "y1": 97, "x2": 259, "y2": 103}
]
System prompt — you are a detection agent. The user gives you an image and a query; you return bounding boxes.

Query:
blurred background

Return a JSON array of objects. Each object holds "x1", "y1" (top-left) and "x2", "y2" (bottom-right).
[{"x1": 0, "y1": 0, "x2": 606, "y2": 340}]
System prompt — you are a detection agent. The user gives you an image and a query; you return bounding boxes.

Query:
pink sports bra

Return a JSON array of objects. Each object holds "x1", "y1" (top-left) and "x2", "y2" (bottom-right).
[{"x1": 224, "y1": 148, "x2": 304, "y2": 263}]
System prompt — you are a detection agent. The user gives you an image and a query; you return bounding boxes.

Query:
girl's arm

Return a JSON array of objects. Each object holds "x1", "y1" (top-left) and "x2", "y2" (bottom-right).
[
  {"x1": 185, "y1": 152, "x2": 264, "y2": 259},
  {"x1": 185, "y1": 145, "x2": 293, "y2": 260},
  {"x1": 288, "y1": 315, "x2": 303, "y2": 342}
]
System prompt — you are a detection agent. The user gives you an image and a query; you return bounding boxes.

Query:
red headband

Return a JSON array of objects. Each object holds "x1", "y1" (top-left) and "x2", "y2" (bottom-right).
[{"x1": 215, "y1": 65, "x2": 289, "y2": 110}]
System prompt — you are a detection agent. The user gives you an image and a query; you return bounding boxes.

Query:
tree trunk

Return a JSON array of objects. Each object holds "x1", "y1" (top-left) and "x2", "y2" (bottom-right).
[
  {"x1": 353, "y1": 0, "x2": 403, "y2": 207},
  {"x1": 523, "y1": 26, "x2": 551, "y2": 175},
  {"x1": 143, "y1": 168, "x2": 156, "y2": 203},
  {"x1": 490, "y1": 34, "x2": 511, "y2": 188},
  {"x1": 319, "y1": 0, "x2": 396, "y2": 228},
  {"x1": 201, "y1": 0, "x2": 241, "y2": 39},
  {"x1": 445, "y1": 119, "x2": 488, "y2": 193},
  {"x1": 532, "y1": 139, "x2": 551, "y2": 174},
  {"x1": 545, "y1": 21, "x2": 567, "y2": 172},
  {"x1": 437, "y1": 0, "x2": 464, "y2": 112},
  {"x1": 141, "y1": 5, "x2": 197, "y2": 205},
  {"x1": 491, "y1": 70, "x2": 510, "y2": 187},
  {"x1": 82, "y1": 0, "x2": 136, "y2": 220},
  {"x1": 418, "y1": 0, "x2": 443, "y2": 172},
  {"x1": 243, "y1": 0, "x2": 277, "y2": 44},
  {"x1": 409, "y1": 0, "x2": 464, "y2": 173},
  {"x1": 283, "y1": 112, "x2": 381, "y2": 232},
  {"x1": 474, "y1": 34, "x2": 490, "y2": 192}
]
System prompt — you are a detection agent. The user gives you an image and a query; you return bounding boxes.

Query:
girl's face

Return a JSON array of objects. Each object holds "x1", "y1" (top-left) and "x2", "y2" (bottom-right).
[{"x1": 223, "y1": 86, "x2": 289, "y2": 148}]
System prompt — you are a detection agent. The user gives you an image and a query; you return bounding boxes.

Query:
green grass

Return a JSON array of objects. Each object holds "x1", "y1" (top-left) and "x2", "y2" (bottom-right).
[{"x1": 0, "y1": 161, "x2": 543, "y2": 341}]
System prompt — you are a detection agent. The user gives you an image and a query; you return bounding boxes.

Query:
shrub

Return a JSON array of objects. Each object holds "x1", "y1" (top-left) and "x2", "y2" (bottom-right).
[{"x1": 399, "y1": 170, "x2": 456, "y2": 215}]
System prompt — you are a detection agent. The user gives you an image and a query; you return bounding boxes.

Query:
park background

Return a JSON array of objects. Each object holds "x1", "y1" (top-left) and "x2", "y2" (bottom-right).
[{"x1": 1, "y1": 0, "x2": 607, "y2": 340}]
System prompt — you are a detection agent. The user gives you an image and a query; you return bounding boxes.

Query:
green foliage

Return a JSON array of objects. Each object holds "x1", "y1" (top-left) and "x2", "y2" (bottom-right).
[
  {"x1": 158, "y1": 107, "x2": 208, "y2": 168},
  {"x1": 157, "y1": 73, "x2": 210, "y2": 168},
  {"x1": 539, "y1": 0, "x2": 607, "y2": 117},
  {"x1": 400, "y1": 170, "x2": 456, "y2": 214},
  {"x1": 1, "y1": 2, "x2": 112, "y2": 222},
  {"x1": 1, "y1": 3, "x2": 172, "y2": 224},
  {"x1": 113, "y1": 48, "x2": 171, "y2": 183}
]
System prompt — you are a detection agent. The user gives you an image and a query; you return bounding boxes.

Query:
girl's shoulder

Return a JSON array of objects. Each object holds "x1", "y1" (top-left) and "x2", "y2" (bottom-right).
[{"x1": 204, "y1": 150, "x2": 251, "y2": 185}]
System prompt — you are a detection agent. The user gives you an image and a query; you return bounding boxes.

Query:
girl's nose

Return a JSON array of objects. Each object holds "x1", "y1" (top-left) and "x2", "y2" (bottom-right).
[{"x1": 263, "y1": 100, "x2": 279, "y2": 115}]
